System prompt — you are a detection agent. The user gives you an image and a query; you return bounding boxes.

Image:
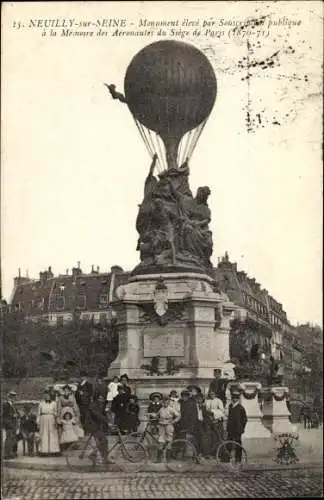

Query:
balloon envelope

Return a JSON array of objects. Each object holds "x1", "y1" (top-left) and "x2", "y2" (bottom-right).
[{"x1": 124, "y1": 40, "x2": 217, "y2": 139}]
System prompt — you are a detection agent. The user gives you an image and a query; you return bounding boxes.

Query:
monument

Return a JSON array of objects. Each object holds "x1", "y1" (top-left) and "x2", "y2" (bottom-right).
[{"x1": 106, "y1": 40, "x2": 237, "y2": 397}]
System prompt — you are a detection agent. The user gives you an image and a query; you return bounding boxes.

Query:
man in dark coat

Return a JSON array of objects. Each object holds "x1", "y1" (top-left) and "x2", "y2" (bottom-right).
[
  {"x1": 85, "y1": 395, "x2": 109, "y2": 464},
  {"x1": 93, "y1": 375, "x2": 108, "y2": 401},
  {"x1": 2, "y1": 391, "x2": 19, "y2": 459},
  {"x1": 209, "y1": 369, "x2": 227, "y2": 406},
  {"x1": 177, "y1": 390, "x2": 199, "y2": 440},
  {"x1": 119, "y1": 374, "x2": 132, "y2": 397},
  {"x1": 110, "y1": 385, "x2": 130, "y2": 434},
  {"x1": 75, "y1": 371, "x2": 93, "y2": 433},
  {"x1": 226, "y1": 390, "x2": 247, "y2": 463}
]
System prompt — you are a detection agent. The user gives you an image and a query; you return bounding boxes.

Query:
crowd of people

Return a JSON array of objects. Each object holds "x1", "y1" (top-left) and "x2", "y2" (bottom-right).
[{"x1": 2, "y1": 369, "x2": 249, "y2": 463}]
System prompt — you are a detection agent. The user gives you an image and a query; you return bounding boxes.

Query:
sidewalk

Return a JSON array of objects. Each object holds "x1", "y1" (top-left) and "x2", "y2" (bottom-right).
[
  {"x1": 3, "y1": 424, "x2": 322, "y2": 473},
  {"x1": 3, "y1": 453, "x2": 322, "y2": 473}
]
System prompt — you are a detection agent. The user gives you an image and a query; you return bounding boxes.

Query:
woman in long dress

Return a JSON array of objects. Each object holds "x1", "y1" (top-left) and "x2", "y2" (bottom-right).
[
  {"x1": 57, "y1": 385, "x2": 83, "y2": 439},
  {"x1": 37, "y1": 391, "x2": 60, "y2": 455}
]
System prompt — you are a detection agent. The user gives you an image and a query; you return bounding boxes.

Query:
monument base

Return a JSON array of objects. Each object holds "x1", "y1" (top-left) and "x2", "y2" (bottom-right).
[
  {"x1": 108, "y1": 272, "x2": 238, "y2": 394},
  {"x1": 262, "y1": 386, "x2": 295, "y2": 434},
  {"x1": 229, "y1": 381, "x2": 273, "y2": 457}
]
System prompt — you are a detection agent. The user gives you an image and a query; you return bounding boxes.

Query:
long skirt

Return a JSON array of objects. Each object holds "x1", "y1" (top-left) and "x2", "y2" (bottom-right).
[{"x1": 38, "y1": 414, "x2": 60, "y2": 454}]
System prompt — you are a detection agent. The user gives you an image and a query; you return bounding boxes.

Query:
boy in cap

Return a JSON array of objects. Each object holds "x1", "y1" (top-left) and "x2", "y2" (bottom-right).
[
  {"x1": 147, "y1": 392, "x2": 163, "y2": 435},
  {"x1": 226, "y1": 389, "x2": 247, "y2": 463},
  {"x1": 156, "y1": 395, "x2": 180, "y2": 459},
  {"x1": 20, "y1": 405, "x2": 39, "y2": 456}
]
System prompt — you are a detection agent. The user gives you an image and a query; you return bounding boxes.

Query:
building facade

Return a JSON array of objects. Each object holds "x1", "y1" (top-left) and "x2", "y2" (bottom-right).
[{"x1": 9, "y1": 255, "x2": 303, "y2": 370}]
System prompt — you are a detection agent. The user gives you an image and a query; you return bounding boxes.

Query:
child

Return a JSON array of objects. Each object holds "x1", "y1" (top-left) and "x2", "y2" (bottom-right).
[
  {"x1": 169, "y1": 390, "x2": 180, "y2": 413},
  {"x1": 126, "y1": 395, "x2": 140, "y2": 433},
  {"x1": 20, "y1": 406, "x2": 39, "y2": 456},
  {"x1": 157, "y1": 396, "x2": 180, "y2": 446},
  {"x1": 205, "y1": 391, "x2": 225, "y2": 422},
  {"x1": 147, "y1": 392, "x2": 163, "y2": 436},
  {"x1": 59, "y1": 410, "x2": 79, "y2": 450}
]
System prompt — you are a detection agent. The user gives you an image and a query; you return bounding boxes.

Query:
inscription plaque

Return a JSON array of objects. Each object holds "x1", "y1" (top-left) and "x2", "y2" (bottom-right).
[{"x1": 144, "y1": 328, "x2": 185, "y2": 357}]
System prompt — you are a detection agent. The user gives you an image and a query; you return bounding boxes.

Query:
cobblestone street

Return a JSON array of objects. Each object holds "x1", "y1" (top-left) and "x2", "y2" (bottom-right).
[{"x1": 2, "y1": 466, "x2": 323, "y2": 499}]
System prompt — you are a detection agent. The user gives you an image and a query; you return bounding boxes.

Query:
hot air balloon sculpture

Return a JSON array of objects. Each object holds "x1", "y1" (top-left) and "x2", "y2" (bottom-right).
[{"x1": 106, "y1": 40, "x2": 217, "y2": 276}]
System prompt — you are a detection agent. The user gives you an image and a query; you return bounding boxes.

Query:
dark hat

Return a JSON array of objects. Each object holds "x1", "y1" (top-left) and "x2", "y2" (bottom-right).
[
  {"x1": 149, "y1": 391, "x2": 163, "y2": 401},
  {"x1": 120, "y1": 373, "x2": 129, "y2": 381},
  {"x1": 180, "y1": 390, "x2": 190, "y2": 398},
  {"x1": 62, "y1": 410, "x2": 73, "y2": 419},
  {"x1": 187, "y1": 385, "x2": 202, "y2": 393},
  {"x1": 62, "y1": 384, "x2": 71, "y2": 390},
  {"x1": 129, "y1": 394, "x2": 138, "y2": 402},
  {"x1": 231, "y1": 390, "x2": 241, "y2": 398}
]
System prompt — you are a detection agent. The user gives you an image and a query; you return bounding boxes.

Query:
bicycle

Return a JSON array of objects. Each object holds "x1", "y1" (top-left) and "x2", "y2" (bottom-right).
[
  {"x1": 65, "y1": 424, "x2": 147, "y2": 473},
  {"x1": 129, "y1": 418, "x2": 198, "y2": 472},
  {"x1": 201, "y1": 417, "x2": 248, "y2": 465}
]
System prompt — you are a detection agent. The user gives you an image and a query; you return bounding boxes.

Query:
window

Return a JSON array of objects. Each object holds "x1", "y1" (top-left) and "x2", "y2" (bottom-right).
[
  {"x1": 57, "y1": 316, "x2": 64, "y2": 327},
  {"x1": 76, "y1": 294, "x2": 87, "y2": 310},
  {"x1": 99, "y1": 313, "x2": 107, "y2": 324},
  {"x1": 56, "y1": 296, "x2": 65, "y2": 311},
  {"x1": 99, "y1": 293, "x2": 108, "y2": 307}
]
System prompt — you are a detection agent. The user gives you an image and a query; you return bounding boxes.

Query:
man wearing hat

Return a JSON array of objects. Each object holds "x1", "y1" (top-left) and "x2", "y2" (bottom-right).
[
  {"x1": 187, "y1": 385, "x2": 202, "y2": 399},
  {"x1": 75, "y1": 371, "x2": 93, "y2": 433},
  {"x1": 226, "y1": 389, "x2": 247, "y2": 463},
  {"x1": 2, "y1": 391, "x2": 19, "y2": 459},
  {"x1": 176, "y1": 390, "x2": 199, "y2": 441},
  {"x1": 209, "y1": 369, "x2": 227, "y2": 406},
  {"x1": 94, "y1": 374, "x2": 109, "y2": 401}
]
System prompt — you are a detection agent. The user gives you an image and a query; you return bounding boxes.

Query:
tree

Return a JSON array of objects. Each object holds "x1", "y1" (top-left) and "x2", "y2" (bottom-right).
[
  {"x1": 295, "y1": 323, "x2": 323, "y2": 400},
  {"x1": 2, "y1": 312, "x2": 119, "y2": 380}
]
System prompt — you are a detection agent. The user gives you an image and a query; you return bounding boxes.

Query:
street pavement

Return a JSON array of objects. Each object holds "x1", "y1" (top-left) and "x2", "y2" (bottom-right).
[{"x1": 2, "y1": 466, "x2": 323, "y2": 499}]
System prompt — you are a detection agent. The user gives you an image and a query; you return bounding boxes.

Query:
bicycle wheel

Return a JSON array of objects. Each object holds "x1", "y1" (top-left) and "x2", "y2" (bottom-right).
[
  {"x1": 129, "y1": 432, "x2": 161, "y2": 462},
  {"x1": 216, "y1": 440, "x2": 248, "y2": 466},
  {"x1": 65, "y1": 439, "x2": 98, "y2": 472},
  {"x1": 113, "y1": 440, "x2": 147, "y2": 473},
  {"x1": 164, "y1": 439, "x2": 197, "y2": 473}
]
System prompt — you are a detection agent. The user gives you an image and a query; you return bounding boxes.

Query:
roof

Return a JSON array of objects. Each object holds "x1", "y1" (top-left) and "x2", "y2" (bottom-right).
[
  {"x1": 11, "y1": 268, "x2": 130, "y2": 316},
  {"x1": 10, "y1": 257, "x2": 290, "y2": 329}
]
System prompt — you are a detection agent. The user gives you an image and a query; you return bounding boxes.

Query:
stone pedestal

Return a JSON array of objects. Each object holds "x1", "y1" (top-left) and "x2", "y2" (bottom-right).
[
  {"x1": 262, "y1": 386, "x2": 294, "y2": 434},
  {"x1": 108, "y1": 272, "x2": 237, "y2": 398},
  {"x1": 228, "y1": 381, "x2": 272, "y2": 458}
]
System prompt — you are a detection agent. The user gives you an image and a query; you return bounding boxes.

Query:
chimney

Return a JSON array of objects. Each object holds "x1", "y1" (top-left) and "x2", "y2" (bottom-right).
[
  {"x1": 72, "y1": 266, "x2": 82, "y2": 278},
  {"x1": 77, "y1": 261, "x2": 81, "y2": 269},
  {"x1": 91, "y1": 265, "x2": 95, "y2": 273},
  {"x1": 66, "y1": 269, "x2": 69, "y2": 275},
  {"x1": 97, "y1": 266, "x2": 100, "y2": 273}
]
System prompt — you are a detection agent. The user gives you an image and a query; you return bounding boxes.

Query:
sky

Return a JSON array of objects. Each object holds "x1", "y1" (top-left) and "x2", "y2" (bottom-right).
[{"x1": 1, "y1": 1, "x2": 323, "y2": 326}]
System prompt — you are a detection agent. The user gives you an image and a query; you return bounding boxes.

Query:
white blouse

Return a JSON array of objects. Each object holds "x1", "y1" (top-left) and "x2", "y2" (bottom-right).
[{"x1": 205, "y1": 397, "x2": 225, "y2": 420}]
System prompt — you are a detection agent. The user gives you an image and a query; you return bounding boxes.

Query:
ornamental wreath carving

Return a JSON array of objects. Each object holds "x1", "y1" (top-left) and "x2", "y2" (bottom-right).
[{"x1": 138, "y1": 302, "x2": 186, "y2": 327}]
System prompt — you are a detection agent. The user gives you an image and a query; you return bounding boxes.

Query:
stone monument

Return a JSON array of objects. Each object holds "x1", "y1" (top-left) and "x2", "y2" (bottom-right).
[{"x1": 107, "y1": 40, "x2": 237, "y2": 397}]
